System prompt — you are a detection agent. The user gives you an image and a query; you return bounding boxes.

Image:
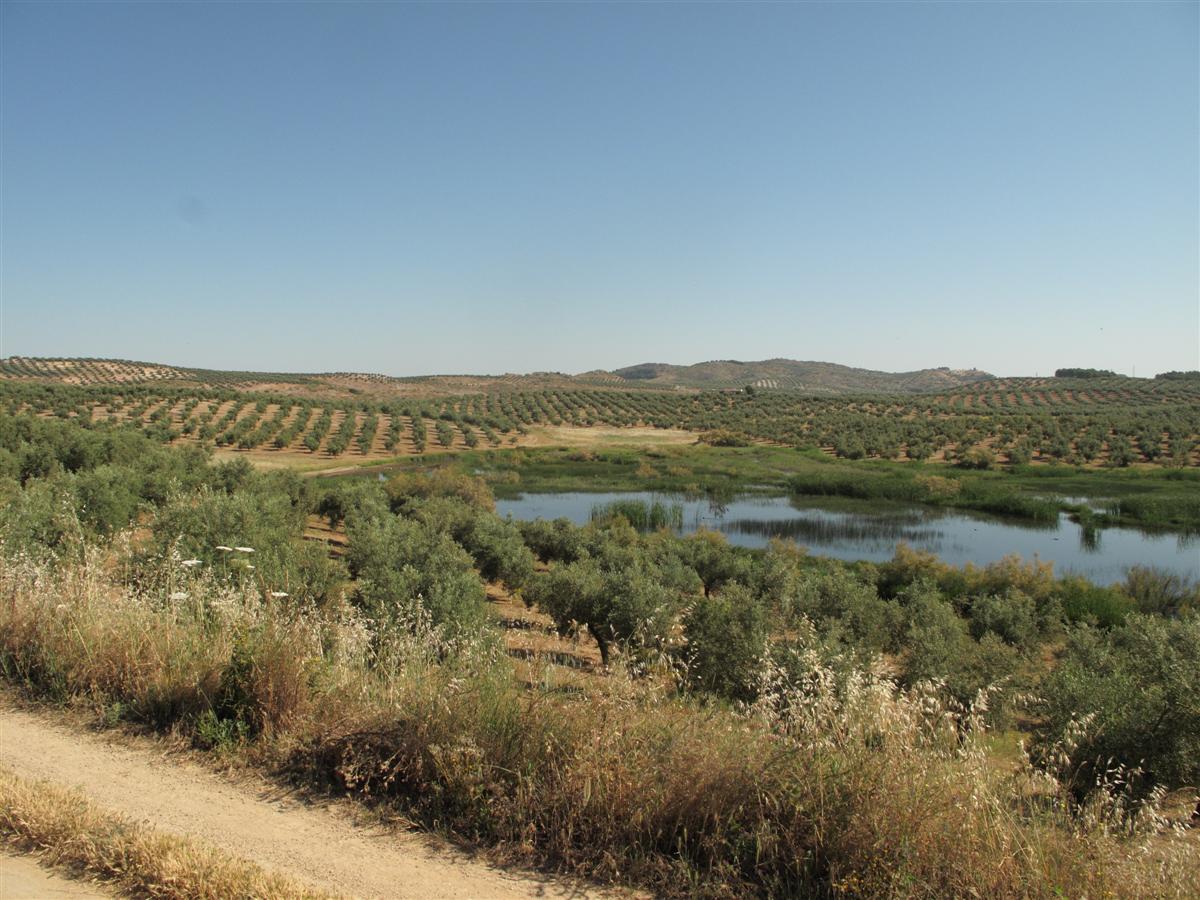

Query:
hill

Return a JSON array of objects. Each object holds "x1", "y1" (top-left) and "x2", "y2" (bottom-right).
[
  {"x1": 0, "y1": 356, "x2": 994, "y2": 397},
  {"x1": 582, "y1": 358, "x2": 995, "y2": 393}
]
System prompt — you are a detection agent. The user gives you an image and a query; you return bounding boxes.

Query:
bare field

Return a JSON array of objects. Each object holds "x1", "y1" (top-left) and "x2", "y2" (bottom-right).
[
  {"x1": 518, "y1": 425, "x2": 697, "y2": 448},
  {"x1": 208, "y1": 423, "x2": 697, "y2": 475}
]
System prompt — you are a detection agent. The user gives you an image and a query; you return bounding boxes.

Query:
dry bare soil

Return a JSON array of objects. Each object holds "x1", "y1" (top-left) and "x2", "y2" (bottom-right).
[{"x1": 0, "y1": 851, "x2": 108, "y2": 898}]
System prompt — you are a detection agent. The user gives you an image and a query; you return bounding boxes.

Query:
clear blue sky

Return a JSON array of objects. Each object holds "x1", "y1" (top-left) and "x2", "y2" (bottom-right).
[{"x1": 2, "y1": 1, "x2": 1196, "y2": 377}]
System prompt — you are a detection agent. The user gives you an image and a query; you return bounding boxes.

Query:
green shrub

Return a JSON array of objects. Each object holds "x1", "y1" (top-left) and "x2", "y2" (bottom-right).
[
  {"x1": 518, "y1": 517, "x2": 585, "y2": 563},
  {"x1": 1033, "y1": 614, "x2": 1200, "y2": 798},
  {"x1": 1054, "y1": 576, "x2": 1133, "y2": 628},
  {"x1": 672, "y1": 529, "x2": 748, "y2": 597},
  {"x1": 967, "y1": 590, "x2": 1039, "y2": 648},
  {"x1": 794, "y1": 567, "x2": 903, "y2": 654},
  {"x1": 1122, "y1": 566, "x2": 1198, "y2": 617},
  {"x1": 385, "y1": 469, "x2": 494, "y2": 513},
  {"x1": 699, "y1": 429, "x2": 750, "y2": 447},
  {"x1": 0, "y1": 479, "x2": 85, "y2": 563},
  {"x1": 681, "y1": 582, "x2": 767, "y2": 702},
  {"x1": 528, "y1": 547, "x2": 681, "y2": 666},
  {"x1": 956, "y1": 447, "x2": 995, "y2": 470},
  {"x1": 462, "y1": 513, "x2": 535, "y2": 591},
  {"x1": 346, "y1": 513, "x2": 485, "y2": 634},
  {"x1": 901, "y1": 582, "x2": 1021, "y2": 720}
]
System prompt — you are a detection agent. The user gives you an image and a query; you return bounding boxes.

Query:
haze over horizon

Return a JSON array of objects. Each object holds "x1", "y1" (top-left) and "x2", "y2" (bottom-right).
[{"x1": 2, "y1": 2, "x2": 1196, "y2": 377}]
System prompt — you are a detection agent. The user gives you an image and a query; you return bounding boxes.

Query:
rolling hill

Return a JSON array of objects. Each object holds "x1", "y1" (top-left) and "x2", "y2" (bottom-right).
[
  {"x1": 0, "y1": 355, "x2": 994, "y2": 397},
  {"x1": 579, "y1": 359, "x2": 995, "y2": 393}
]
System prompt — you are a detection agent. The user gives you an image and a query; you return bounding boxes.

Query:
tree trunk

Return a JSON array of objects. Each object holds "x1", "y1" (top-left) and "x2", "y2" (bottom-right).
[{"x1": 590, "y1": 626, "x2": 610, "y2": 667}]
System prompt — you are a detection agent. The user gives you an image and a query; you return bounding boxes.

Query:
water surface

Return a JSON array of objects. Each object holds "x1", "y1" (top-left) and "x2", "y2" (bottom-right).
[{"x1": 495, "y1": 491, "x2": 1199, "y2": 585}]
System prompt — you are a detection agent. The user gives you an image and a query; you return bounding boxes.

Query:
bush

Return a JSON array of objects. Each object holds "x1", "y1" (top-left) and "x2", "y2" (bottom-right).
[
  {"x1": 1054, "y1": 576, "x2": 1133, "y2": 628},
  {"x1": 146, "y1": 482, "x2": 342, "y2": 610},
  {"x1": 680, "y1": 582, "x2": 767, "y2": 702},
  {"x1": 956, "y1": 447, "x2": 995, "y2": 470},
  {"x1": 793, "y1": 567, "x2": 903, "y2": 655},
  {"x1": 901, "y1": 582, "x2": 1021, "y2": 719},
  {"x1": 967, "y1": 590, "x2": 1039, "y2": 649},
  {"x1": 462, "y1": 513, "x2": 535, "y2": 592},
  {"x1": 0, "y1": 479, "x2": 85, "y2": 563},
  {"x1": 346, "y1": 513, "x2": 485, "y2": 634},
  {"x1": 1122, "y1": 566, "x2": 1199, "y2": 617},
  {"x1": 528, "y1": 549, "x2": 681, "y2": 666},
  {"x1": 1007, "y1": 443, "x2": 1032, "y2": 466},
  {"x1": 518, "y1": 517, "x2": 585, "y2": 564},
  {"x1": 673, "y1": 529, "x2": 748, "y2": 597},
  {"x1": 385, "y1": 470, "x2": 494, "y2": 514},
  {"x1": 314, "y1": 482, "x2": 384, "y2": 532},
  {"x1": 1033, "y1": 614, "x2": 1200, "y2": 798},
  {"x1": 699, "y1": 429, "x2": 750, "y2": 447}
]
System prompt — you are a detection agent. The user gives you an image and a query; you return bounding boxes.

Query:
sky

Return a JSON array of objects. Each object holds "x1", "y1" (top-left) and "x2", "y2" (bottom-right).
[{"x1": 1, "y1": 1, "x2": 1197, "y2": 378}]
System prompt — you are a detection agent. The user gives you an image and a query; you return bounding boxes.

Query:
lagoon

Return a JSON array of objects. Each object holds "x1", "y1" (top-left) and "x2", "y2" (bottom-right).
[{"x1": 495, "y1": 491, "x2": 1199, "y2": 586}]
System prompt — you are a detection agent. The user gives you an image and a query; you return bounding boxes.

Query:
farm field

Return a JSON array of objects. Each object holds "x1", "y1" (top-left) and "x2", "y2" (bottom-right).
[
  {"x1": 2, "y1": 368, "x2": 1199, "y2": 471},
  {"x1": 3, "y1": 367, "x2": 1199, "y2": 535}
]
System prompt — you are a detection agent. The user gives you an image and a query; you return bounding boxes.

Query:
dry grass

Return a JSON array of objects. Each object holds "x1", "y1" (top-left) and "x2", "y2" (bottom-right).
[
  {"x1": 0, "y1": 767, "x2": 330, "y2": 899},
  {"x1": 519, "y1": 425, "x2": 698, "y2": 449},
  {"x1": 1, "y1": 550, "x2": 1196, "y2": 898}
]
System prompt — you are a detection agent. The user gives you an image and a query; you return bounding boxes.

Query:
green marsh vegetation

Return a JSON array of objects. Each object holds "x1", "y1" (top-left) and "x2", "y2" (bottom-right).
[
  {"x1": 436, "y1": 443, "x2": 1200, "y2": 532},
  {"x1": 589, "y1": 498, "x2": 684, "y2": 531}
]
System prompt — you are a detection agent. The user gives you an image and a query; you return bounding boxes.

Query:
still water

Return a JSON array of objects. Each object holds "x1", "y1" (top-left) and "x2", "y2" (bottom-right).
[{"x1": 495, "y1": 491, "x2": 1199, "y2": 586}]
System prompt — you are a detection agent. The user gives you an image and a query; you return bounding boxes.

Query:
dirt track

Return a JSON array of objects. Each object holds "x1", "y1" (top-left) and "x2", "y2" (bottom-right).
[
  {"x1": 0, "y1": 701, "x2": 602, "y2": 899},
  {"x1": 0, "y1": 852, "x2": 107, "y2": 898}
]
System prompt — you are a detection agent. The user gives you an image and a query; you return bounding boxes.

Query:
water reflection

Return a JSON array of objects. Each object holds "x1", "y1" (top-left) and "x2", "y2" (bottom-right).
[
  {"x1": 719, "y1": 515, "x2": 945, "y2": 550},
  {"x1": 494, "y1": 490, "x2": 1200, "y2": 586},
  {"x1": 1079, "y1": 524, "x2": 1100, "y2": 552}
]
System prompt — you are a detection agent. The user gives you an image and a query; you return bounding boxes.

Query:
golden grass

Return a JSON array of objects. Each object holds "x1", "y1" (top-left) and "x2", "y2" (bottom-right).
[
  {"x1": 520, "y1": 425, "x2": 697, "y2": 449},
  {"x1": 0, "y1": 767, "x2": 331, "y2": 899}
]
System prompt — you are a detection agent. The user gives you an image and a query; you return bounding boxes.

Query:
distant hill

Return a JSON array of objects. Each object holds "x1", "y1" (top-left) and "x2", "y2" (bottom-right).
[
  {"x1": 0, "y1": 357, "x2": 585, "y2": 398},
  {"x1": 578, "y1": 359, "x2": 995, "y2": 394},
  {"x1": 0, "y1": 355, "x2": 994, "y2": 397}
]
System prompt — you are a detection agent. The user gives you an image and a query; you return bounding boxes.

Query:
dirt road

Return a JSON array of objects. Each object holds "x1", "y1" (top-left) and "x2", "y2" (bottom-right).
[
  {"x1": 0, "y1": 852, "x2": 107, "y2": 898},
  {"x1": 0, "y1": 701, "x2": 599, "y2": 899}
]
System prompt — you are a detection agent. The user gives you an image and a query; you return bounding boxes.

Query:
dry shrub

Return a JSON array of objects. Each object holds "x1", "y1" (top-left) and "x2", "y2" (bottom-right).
[
  {"x1": 0, "y1": 550, "x2": 231, "y2": 725},
  {"x1": 0, "y1": 548, "x2": 320, "y2": 738},
  {"x1": 915, "y1": 474, "x2": 961, "y2": 500},
  {"x1": 1, "y1": 551, "x2": 1196, "y2": 898}
]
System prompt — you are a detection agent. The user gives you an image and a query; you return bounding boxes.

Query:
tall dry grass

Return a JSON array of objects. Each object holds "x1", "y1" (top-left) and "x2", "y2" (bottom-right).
[{"x1": 1, "y1": 547, "x2": 1195, "y2": 897}]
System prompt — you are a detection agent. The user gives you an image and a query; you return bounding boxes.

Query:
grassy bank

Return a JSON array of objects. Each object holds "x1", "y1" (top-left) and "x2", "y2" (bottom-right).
[{"x1": 1, "y1": 552, "x2": 1195, "y2": 898}]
